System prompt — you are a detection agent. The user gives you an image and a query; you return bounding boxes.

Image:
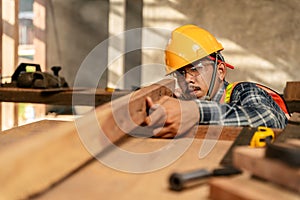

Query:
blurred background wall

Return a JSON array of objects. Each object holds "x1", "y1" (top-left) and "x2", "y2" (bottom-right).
[{"x1": 45, "y1": 0, "x2": 299, "y2": 92}]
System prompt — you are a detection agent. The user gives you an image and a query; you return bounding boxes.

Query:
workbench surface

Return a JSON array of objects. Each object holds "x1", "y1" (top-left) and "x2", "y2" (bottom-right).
[
  {"x1": 35, "y1": 135, "x2": 232, "y2": 200},
  {"x1": 1, "y1": 120, "x2": 296, "y2": 200},
  {"x1": 0, "y1": 120, "x2": 234, "y2": 199}
]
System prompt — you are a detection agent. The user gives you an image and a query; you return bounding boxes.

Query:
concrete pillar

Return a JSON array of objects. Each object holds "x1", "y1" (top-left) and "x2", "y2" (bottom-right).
[
  {"x1": 47, "y1": 0, "x2": 109, "y2": 88},
  {"x1": 124, "y1": 0, "x2": 143, "y2": 90}
]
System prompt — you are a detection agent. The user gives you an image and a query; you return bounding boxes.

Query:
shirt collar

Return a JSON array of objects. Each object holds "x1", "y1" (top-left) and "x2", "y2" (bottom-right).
[{"x1": 212, "y1": 81, "x2": 229, "y2": 102}]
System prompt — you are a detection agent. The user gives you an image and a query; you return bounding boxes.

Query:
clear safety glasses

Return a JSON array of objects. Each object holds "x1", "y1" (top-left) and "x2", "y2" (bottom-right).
[{"x1": 176, "y1": 60, "x2": 214, "y2": 77}]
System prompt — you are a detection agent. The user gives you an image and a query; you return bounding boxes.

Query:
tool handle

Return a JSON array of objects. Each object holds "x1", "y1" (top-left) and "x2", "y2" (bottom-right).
[
  {"x1": 169, "y1": 167, "x2": 242, "y2": 191},
  {"x1": 212, "y1": 167, "x2": 242, "y2": 176},
  {"x1": 169, "y1": 169, "x2": 211, "y2": 191},
  {"x1": 51, "y1": 66, "x2": 62, "y2": 77}
]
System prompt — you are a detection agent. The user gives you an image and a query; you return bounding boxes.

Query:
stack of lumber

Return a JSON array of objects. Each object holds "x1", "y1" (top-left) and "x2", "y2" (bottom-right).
[{"x1": 209, "y1": 113, "x2": 300, "y2": 200}]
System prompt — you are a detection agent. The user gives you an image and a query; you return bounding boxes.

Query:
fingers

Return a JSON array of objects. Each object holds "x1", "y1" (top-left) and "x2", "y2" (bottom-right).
[
  {"x1": 144, "y1": 96, "x2": 181, "y2": 138},
  {"x1": 145, "y1": 97, "x2": 167, "y2": 127},
  {"x1": 155, "y1": 132, "x2": 175, "y2": 139},
  {"x1": 152, "y1": 126, "x2": 177, "y2": 138}
]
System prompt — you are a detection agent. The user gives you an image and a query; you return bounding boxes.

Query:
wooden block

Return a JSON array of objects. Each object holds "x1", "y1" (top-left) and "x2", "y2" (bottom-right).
[
  {"x1": 286, "y1": 101, "x2": 300, "y2": 113},
  {"x1": 0, "y1": 78, "x2": 174, "y2": 200},
  {"x1": 284, "y1": 82, "x2": 300, "y2": 112},
  {"x1": 0, "y1": 87, "x2": 129, "y2": 106},
  {"x1": 209, "y1": 175, "x2": 300, "y2": 200},
  {"x1": 286, "y1": 139, "x2": 300, "y2": 148},
  {"x1": 219, "y1": 127, "x2": 283, "y2": 167},
  {"x1": 284, "y1": 81, "x2": 300, "y2": 101},
  {"x1": 275, "y1": 113, "x2": 300, "y2": 143},
  {"x1": 233, "y1": 146, "x2": 300, "y2": 192},
  {"x1": 288, "y1": 112, "x2": 300, "y2": 125}
]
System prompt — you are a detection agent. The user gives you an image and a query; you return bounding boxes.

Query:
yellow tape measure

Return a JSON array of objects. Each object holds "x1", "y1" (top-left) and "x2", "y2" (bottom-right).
[{"x1": 250, "y1": 126, "x2": 275, "y2": 148}]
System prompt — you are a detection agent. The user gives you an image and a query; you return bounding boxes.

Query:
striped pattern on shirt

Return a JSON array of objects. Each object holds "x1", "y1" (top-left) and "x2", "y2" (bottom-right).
[{"x1": 194, "y1": 81, "x2": 287, "y2": 129}]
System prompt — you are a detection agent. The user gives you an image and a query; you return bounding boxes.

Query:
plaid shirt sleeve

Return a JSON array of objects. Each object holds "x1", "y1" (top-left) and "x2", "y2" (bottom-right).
[{"x1": 194, "y1": 82, "x2": 287, "y2": 129}]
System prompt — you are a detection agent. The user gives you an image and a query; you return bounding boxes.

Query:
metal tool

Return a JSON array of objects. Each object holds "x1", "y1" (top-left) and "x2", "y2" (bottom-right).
[
  {"x1": 249, "y1": 126, "x2": 275, "y2": 148},
  {"x1": 169, "y1": 167, "x2": 241, "y2": 191},
  {"x1": 1, "y1": 62, "x2": 69, "y2": 89},
  {"x1": 220, "y1": 127, "x2": 257, "y2": 167}
]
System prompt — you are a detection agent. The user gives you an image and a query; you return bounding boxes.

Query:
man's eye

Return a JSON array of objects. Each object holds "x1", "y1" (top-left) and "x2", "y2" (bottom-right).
[
  {"x1": 190, "y1": 67, "x2": 198, "y2": 71},
  {"x1": 177, "y1": 70, "x2": 185, "y2": 75},
  {"x1": 190, "y1": 67, "x2": 202, "y2": 72}
]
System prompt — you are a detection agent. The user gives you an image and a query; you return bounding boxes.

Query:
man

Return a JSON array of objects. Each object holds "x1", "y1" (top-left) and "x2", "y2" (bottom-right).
[{"x1": 145, "y1": 24, "x2": 288, "y2": 138}]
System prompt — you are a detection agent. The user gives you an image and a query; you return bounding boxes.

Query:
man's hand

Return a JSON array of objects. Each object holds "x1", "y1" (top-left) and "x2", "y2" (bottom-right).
[{"x1": 144, "y1": 96, "x2": 200, "y2": 138}]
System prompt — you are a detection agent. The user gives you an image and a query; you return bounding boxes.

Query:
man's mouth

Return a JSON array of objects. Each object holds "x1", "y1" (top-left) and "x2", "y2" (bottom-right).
[
  {"x1": 188, "y1": 85, "x2": 201, "y2": 92},
  {"x1": 181, "y1": 85, "x2": 201, "y2": 100}
]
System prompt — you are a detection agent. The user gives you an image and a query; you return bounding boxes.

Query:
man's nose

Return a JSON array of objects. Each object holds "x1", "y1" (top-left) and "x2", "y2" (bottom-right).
[{"x1": 185, "y1": 73, "x2": 195, "y2": 83}]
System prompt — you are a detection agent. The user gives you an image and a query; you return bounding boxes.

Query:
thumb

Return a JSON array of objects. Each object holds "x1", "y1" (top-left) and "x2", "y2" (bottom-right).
[
  {"x1": 146, "y1": 96, "x2": 154, "y2": 109},
  {"x1": 144, "y1": 96, "x2": 166, "y2": 126}
]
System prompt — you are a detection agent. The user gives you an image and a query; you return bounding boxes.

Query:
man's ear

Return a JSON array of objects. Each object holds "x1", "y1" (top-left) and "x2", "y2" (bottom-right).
[{"x1": 217, "y1": 62, "x2": 226, "y2": 81}]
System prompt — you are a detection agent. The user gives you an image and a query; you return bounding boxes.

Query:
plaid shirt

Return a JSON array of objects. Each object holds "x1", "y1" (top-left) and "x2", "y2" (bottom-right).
[{"x1": 194, "y1": 81, "x2": 287, "y2": 128}]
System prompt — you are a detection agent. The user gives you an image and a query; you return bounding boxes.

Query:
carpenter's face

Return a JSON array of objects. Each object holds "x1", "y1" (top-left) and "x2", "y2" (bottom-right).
[{"x1": 175, "y1": 58, "x2": 215, "y2": 99}]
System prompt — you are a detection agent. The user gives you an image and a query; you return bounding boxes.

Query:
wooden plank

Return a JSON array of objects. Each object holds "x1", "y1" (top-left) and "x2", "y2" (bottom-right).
[
  {"x1": 284, "y1": 81, "x2": 300, "y2": 101},
  {"x1": 0, "y1": 0, "x2": 2, "y2": 74},
  {"x1": 2, "y1": 0, "x2": 19, "y2": 75},
  {"x1": 283, "y1": 81, "x2": 300, "y2": 113},
  {"x1": 275, "y1": 112, "x2": 300, "y2": 143},
  {"x1": 193, "y1": 125, "x2": 242, "y2": 140},
  {"x1": 209, "y1": 175, "x2": 300, "y2": 200},
  {"x1": 32, "y1": 0, "x2": 47, "y2": 127},
  {"x1": 0, "y1": 87, "x2": 129, "y2": 106},
  {"x1": 286, "y1": 100, "x2": 300, "y2": 113},
  {"x1": 194, "y1": 126, "x2": 284, "y2": 142},
  {"x1": 2, "y1": 0, "x2": 19, "y2": 129},
  {"x1": 0, "y1": 121, "x2": 246, "y2": 141},
  {"x1": 218, "y1": 127, "x2": 282, "y2": 167},
  {"x1": 0, "y1": 0, "x2": 2, "y2": 130},
  {"x1": 233, "y1": 146, "x2": 300, "y2": 192},
  {"x1": 28, "y1": 139, "x2": 233, "y2": 199},
  {"x1": 0, "y1": 78, "x2": 174, "y2": 200},
  {"x1": 286, "y1": 139, "x2": 300, "y2": 148},
  {"x1": 0, "y1": 120, "x2": 89, "y2": 200},
  {"x1": 284, "y1": 82, "x2": 300, "y2": 113},
  {"x1": 0, "y1": 119, "x2": 67, "y2": 136},
  {"x1": 33, "y1": 0, "x2": 46, "y2": 70},
  {"x1": 0, "y1": 123, "x2": 281, "y2": 199}
]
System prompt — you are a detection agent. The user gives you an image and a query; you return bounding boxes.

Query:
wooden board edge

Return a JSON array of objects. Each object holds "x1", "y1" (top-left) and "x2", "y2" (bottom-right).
[
  {"x1": 209, "y1": 175, "x2": 300, "y2": 200},
  {"x1": 0, "y1": 78, "x2": 175, "y2": 199},
  {"x1": 233, "y1": 146, "x2": 300, "y2": 193}
]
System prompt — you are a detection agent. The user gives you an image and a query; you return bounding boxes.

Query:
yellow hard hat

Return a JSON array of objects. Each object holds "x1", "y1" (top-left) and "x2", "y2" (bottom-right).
[{"x1": 165, "y1": 25, "x2": 224, "y2": 74}]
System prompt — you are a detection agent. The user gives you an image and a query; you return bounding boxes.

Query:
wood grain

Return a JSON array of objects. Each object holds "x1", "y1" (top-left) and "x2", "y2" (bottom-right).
[
  {"x1": 32, "y1": 139, "x2": 233, "y2": 200},
  {"x1": 209, "y1": 174, "x2": 300, "y2": 200},
  {"x1": 233, "y1": 146, "x2": 300, "y2": 192},
  {"x1": 0, "y1": 78, "x2": 174, "y2": 200},
  {"x1": 0, "y1": 87, "x2": 129, "y2": 106},
  {"x1": 284, "y1": 81, "x2": 300, "y2": 101}
]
